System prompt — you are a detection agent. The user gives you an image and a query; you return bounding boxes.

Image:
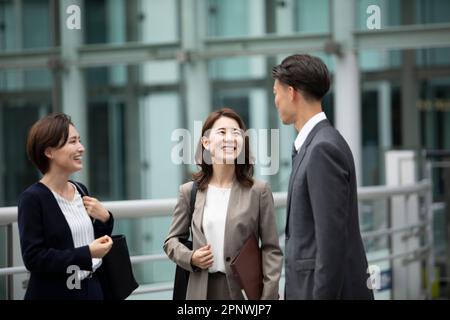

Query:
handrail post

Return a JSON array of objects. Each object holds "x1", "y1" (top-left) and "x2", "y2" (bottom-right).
[
  {"x1": 6, "y1": 223, "x2": 13, "y2": 300},
  {"x1": 424, "y1": 161, "x2": 435, "y2": 299}
]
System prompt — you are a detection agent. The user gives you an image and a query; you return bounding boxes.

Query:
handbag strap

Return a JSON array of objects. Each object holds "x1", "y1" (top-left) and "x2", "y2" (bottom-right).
[
  {"x1": 188, "y1": 181, "x2": 198, "y2": 239},
  {"x1": 71, "y1": 180, "x2": 88, "y2": 197},
  {"x1": 71, "y1": 181, "x2": 96, "y2": 224}
]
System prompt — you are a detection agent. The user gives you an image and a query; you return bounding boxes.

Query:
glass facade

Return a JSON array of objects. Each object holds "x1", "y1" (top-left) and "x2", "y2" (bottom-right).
[{"x1": 1, "y1": 0, "x2": 450, "y2": 299}]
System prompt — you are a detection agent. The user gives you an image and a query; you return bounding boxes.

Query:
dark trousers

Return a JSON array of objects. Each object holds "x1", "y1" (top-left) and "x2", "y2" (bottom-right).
[
  {"x1": 207, "y1": 272, "x2": 231, "y2": 300},
  {"x1": 80, "y1": 273, "x2": 104, "y2": 300}
]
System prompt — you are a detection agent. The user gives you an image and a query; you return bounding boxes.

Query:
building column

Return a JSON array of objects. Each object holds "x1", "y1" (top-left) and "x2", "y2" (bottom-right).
[
  {"x1": 59, "y1": 0, "x2": 88, "y2": 184},
  {"x1": 332, "y1": 0, "x2": 362, "y2": 184},
  {"x1": 401, "y1": 50, "x2": 419, "y2": 149},
  {"x1": 401, "y1": 0, "x2": 420, "y2": 150},
  {"x1": 107, "y1": 0, "x2": 126, "y2": 84},
  {"x1": 273, "y1": 0, "x2": 297, "y2": 191},
  {"x1": 50, "y1": 0, "x2": 62, "y2": 112},
  {"x1": 180, "y1": 0, "x2": 211, "y2": 169},
  {"x1": 378, "y1": 81, "x2": 392, "y2": 184},
  {"x1": 249, "y1": 89, "x2": 269, "y2": 180},
  {"x1": 123, "y1": 0, "x2": 141, "y2": 200},
  {"x1": 275, "y1": 0, "x2": 295, "y2": 33},
  {"x1": 107, "y1": 0, "x2": 126, "y2": 199}
]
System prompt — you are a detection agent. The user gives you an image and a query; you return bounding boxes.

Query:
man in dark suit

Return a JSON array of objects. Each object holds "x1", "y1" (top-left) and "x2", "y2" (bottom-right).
[{"x1": 272, "y1": 54, "x2": 374, "y2": 300}]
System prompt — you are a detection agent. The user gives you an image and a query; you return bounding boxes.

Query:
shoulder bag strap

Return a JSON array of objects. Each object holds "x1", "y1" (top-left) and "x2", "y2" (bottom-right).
[
  {"x1": 71, "y1": 181, "x2": 96, "y2": 224},
  {"x1": 188, "y1": 181, "x2": 198, "y2": 239},
  {"x1": 71, "y1": 180, "x2": 87, "y2": 197}
]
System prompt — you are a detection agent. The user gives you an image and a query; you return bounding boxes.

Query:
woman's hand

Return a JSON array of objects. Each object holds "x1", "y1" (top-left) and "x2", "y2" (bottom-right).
[
  {"x1": 82, "y1": 196, "x2": 110, "y2": 223},
  {"x1": 89, "y1": 235, "x2": 113, "y2": 258},
  {"x1": 191, "y1": 245, "x2": 214, "y2": 270}
]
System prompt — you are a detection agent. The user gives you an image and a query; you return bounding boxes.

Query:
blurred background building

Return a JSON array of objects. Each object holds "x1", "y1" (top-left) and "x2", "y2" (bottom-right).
[{"x1": 1, "y1": 0, "x2": 450, "y2": 299}]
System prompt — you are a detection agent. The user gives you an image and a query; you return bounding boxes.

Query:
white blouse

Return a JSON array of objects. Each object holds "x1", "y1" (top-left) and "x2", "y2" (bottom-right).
[
  {"x1": 202, "y1": 185, "x2": 231, "y2": 273},
  {"x1": 51, "y1": 183, "x2": 101, "y2": 280}
]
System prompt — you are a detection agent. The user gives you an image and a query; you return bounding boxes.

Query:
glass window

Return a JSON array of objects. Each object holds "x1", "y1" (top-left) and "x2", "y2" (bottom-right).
[
  {"x1": 85, "y1": 0, "x2": 108, "y2": 44},
  {"x1": 294, "y1": 0, "x2": 329, "y2": 33},
  {"x1": 84, "y1": 0, "x2": 179, "y2": 45},
  {"x1": 83, "y1": 62, "x2": 184, "y2": 287},
  {"x1": 1, "y1": 104, "x2": 47, "y2": 206},
  {"x1": 134, "y1": 91, "x2": 183, "y2": 285},
  {"x1": 415, "y1": 0, "x2": 450, "y2": 25},
  {"x1": 23, "y1": 0, "x2": 51, "y2": 49},
  {"x1": 0, "y1": 0, "x2": 51, "y2": 51},
  {"x1": 87, "y1": 100, "x2": 125, "y2": 200},
  {"x1": 142, "y1": 61, "x2": 179, "y2": 85},
  {"x1": 419, "y1": 76, "x2": 450, "y2": 150},
  {"x1": 417, "y1": 48, "x2": 450, "y2": 67},
  {"x1": 356, "y1": 0, "x2": 450, "y2": 31},
  {"x1": 207, "y1": 0, "x2": 250, "y2": 37},
  {"x1": 139, "y1": 0, "x2": 178, "y2": 43},
  {"x1": 207, "y1": 0, "x2": 265, "y2": 81},
  {"x1": 0, "y1": 69, "x2": 52, "y2": 92},
  {"x1": 209, "y1": 57, "x2": 255, "y2": 80}
]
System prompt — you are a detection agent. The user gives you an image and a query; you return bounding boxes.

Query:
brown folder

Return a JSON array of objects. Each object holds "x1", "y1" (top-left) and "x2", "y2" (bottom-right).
[{"x1": 230, "y1": 233, "x2": 263, "y2": 300}]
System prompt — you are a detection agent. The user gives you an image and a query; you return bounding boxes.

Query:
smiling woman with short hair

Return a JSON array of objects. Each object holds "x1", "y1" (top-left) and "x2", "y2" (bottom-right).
[{"x1": 18, "y1": 112, "x2": 114, "y2": 300}]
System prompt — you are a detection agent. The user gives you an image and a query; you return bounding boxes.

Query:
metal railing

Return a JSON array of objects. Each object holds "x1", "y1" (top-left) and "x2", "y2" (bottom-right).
[{"x1": 0, "y1": 179, "x2": 433, "y2": 299}]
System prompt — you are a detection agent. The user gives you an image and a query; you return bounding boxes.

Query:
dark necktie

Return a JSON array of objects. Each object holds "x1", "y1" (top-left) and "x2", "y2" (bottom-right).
[{"x1": 292, "y1": 143, "x2": 298, "y2": 163}]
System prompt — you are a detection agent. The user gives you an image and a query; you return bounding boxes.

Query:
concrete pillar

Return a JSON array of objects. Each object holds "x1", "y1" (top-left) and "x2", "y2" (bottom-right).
[
  {"x1": 378, "y1": 81, "x2": 392, "y2": 184},
  {"x1": 275, "y1": 0, "x2": 295, "y2": 34},
  {"x1": 334, "y1": 53, "x2": 362, "y2": 184},
  {"x1": 249, "y1": 89, "x2": 268, "y2": 180},
  {"x1": 248, "y1": 0, "x2": 266, "y2": 180},
  {"x1": 332, "y1": 0, "x2": 362, "y2": 184},
  {"x1": 378, "y1": 82, "x2": 392, "y2": 151},
  {"x1": 106, "y1": 0, "x2": 126, "y2": 199},
  {"x1": 401, "y1": 50, "x2": 419, "y2": 149},
  {"x1": 180, "y1": 0, "x2": 211, "y2": 169},
  {"x1": 123, "y1": 87, "x2": 140, "y2": 202},
  {"x1": 274, "y1": 0, "x2": 296, "y2": 192},
  {"x1": 123, "y1": 0, "x2": 141, "y2": 200},
  {"x1": 107, "y1": 0, "x2": 126, "y2": 84},
  {"x1": 401, "y1": 0, "x2": 420, "y2": 150},
  {"x1": 249, "y1": 0, "x2": 265, "y2": 78},
  {"x1": 59, "y1": 0, "x2": 88, "y2": 184}
]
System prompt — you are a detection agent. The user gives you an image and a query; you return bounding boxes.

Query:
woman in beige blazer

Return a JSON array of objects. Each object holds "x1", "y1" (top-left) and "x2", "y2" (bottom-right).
[{"x1": 164, "y1": 108, "x2": 282, "y2": 300}]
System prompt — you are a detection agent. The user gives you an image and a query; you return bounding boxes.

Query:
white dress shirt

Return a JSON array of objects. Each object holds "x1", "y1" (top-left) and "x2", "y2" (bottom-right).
[
  {"x1": 294, "y1": 112, "x2": 327, "y2": 152},
  {"x1": 51, "y1": 183, "x2": 102, "y2": 280}
]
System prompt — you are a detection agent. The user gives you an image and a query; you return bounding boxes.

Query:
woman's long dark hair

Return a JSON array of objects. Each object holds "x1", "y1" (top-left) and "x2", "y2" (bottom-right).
[{"x1": 193, "y1": 108, "x2": 254, "y2": 191}]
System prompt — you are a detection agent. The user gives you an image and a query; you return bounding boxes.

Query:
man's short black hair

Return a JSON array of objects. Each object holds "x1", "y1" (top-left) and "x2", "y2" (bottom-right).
[{"x1": 272, "y1": 54, "x2": 330, "y2": 101}]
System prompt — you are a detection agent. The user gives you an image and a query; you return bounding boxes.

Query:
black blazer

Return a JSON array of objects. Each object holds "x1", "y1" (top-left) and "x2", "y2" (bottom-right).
[
  {"x1": 17, "y1": 181, "x2": 114, "y2": 300},
  {"x1": 285, "y1": 120, "x2": 374, "y2": 300}
]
